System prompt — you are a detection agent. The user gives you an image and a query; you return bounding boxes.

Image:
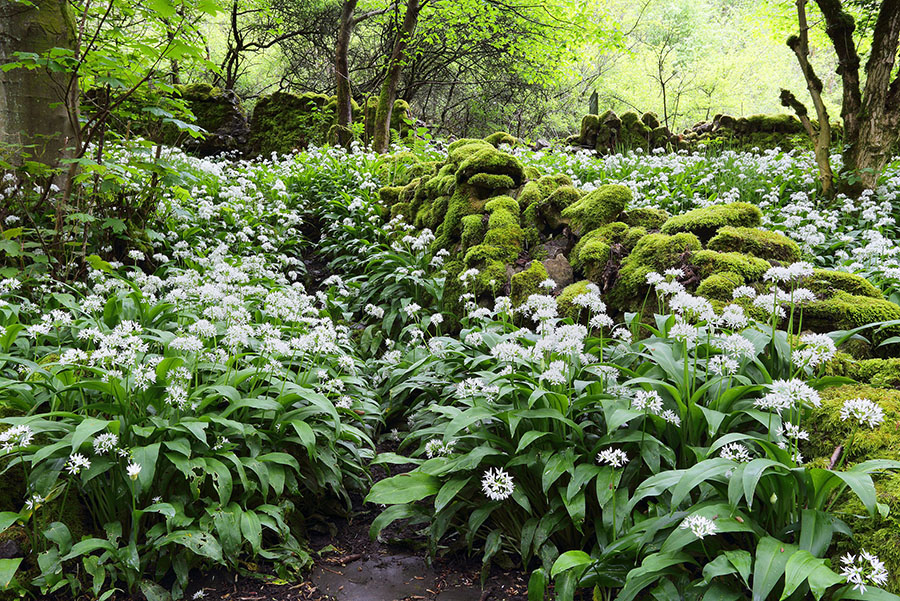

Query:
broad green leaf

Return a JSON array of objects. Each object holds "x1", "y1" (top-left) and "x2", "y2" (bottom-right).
[
  {"x1": 0, "y1": 558, "x2": 21, "y2": 588},
  {"x1": 752, "y1": 537, "x2": 796, "y2": 601},
  {"x1": 366, "y1": 472, "x2": 441, "y2": 504},
  {"x1": 551, "y1": 550, "x2": 593, "y2": 577}
]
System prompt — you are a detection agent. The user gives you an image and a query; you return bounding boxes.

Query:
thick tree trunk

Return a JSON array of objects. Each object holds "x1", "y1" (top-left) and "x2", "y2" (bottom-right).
[
  {"x1": 373, "y1": 0, "x2": 420, "y2": 154},
  {"x1": 0, "y1": 0, "x2": 79, "y2": 166},
  {"x1": 334, "y1": 0, "x2": 358, "y2": 148}
]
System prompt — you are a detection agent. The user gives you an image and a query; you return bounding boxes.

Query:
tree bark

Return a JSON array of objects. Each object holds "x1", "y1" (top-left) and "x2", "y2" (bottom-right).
[
  {"x1": 335, "y1": 0, "x2": 359, "y2": 147},
  {"x1": 0, "y1": 0, "x2": 80, "y2": 166},
  {"x1": 373, "y1": 0, "x2": 421, "y2": 153},
  {"x1": 784, "y1": 0, "x2": 834, "y2": 197}
]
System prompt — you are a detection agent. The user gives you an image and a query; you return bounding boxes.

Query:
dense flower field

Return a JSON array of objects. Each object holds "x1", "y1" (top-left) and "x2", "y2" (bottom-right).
[{"x1": 2, "y1": 141, "x2": 900, "y2": 600}]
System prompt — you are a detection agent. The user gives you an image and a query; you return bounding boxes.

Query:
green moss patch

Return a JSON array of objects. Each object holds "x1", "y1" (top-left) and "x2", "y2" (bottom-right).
[
  {"x1": 707, "y1": 226, "x2": 801, "y2": 263},
  {"x1": 660, "y1": 202, "x2": 762, "y2": 240},
  {"x1": 560, "y1": 184, "x2": 631, "y2": 234}
]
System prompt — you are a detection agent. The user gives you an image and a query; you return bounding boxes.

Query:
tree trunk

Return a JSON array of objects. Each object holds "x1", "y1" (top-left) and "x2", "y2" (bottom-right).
[
  {"x1": 0, "y1": 0, "x2": 79, "y2": 166},
  {"x1": 373, "y1": 0, "x2": 421, "y2": 154},
  {"x1": 335, "y1": 0, "x2": 358, "y2": 147}
]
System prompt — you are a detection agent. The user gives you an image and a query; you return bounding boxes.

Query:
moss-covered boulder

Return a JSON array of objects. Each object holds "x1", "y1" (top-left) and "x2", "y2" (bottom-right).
[
  {"x1": 691, "y1": 250, "x2": 771, "y2": 281},
  {"x1": 801, "y1": 269, "x2": 883, "y2": 299},
  {"x1": 249, "y1": 91, "x2": 333, "y2": 155},
  {"x1": 696, "y1": 272, "x2": 745, "y2": 301},
  {"x1": 571, "y1": 222, "x2": 645, "y2": 282},
  {"x1": 826, "y1": 355, "x2": 900, "y2": 389},
  {"x1": 523, "y1": 185, "x2": 580, "y2": 236},
  {"x1": 450, "y1": 141, "x2": 524, "y2": 188},
  {"x1": 660, "y1": 202, "x2": 762, "y2": 240},
  {"x1": 620, "y1": 207, "x2": 670, "y2": 230},
  {"x1": 557, "y1": 280, "x2": 591, "y2": 320},
  {"x1": 485, "y1": 131, "x2": 517, "y2": 147},
  {"x1": 804, "y1": 291, "x2": 900, "y2": 341},
  {"x1": 561, "y1": 184, "x2": 631, "y2": 234},
  {"x1": 175, "y1": 83, "x2": 249, "y2": 156},
  {"x1": 511, "y1": 261, "x2": 549, "y2": 306},
  {"x1": 707, "y1": 226, "x2": 801, "y2": 263},
  {"x1": 608, "y1": 232, "x2": 702, "y2": 310}
]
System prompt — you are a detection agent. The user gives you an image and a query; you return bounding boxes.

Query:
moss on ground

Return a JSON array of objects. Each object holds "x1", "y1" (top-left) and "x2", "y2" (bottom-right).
[
  {"x1": 801, "y1": 269, "x2": 883, "y2": 299},
  {"x1": 696, "y1": 272, "x2": 745, "y2": 301}
]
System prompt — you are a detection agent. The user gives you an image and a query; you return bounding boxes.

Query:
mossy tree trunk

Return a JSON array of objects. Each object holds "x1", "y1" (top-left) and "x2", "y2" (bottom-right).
[
  {"x1": 373, "y1": 0, "x2": 422, "y2": 154},
  {"x1": 784, "y1": 0, "x2": 900, "y2": 195},
  {"x1": 335, "y1": 0, "x2": 359, "y2": 147},
  {"x1": 0, "y1": 0, "x2": 80, "y2": 165}
]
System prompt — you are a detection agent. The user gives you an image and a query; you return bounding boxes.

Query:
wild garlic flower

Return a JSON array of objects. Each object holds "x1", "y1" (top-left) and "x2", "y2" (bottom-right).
[
  {"x1": 539, "y1": 361, "x2": 567, "y2": 386},
  {"x1": 708, "y1": 355, "x2": 739, "y2": 376},
  {"x1": 715, "y1": 333, "x2": 756, "y2": 359},
  {"x1": 840, "y1": 550, "x2": 889, "y2": 594},
  {"x1": 93, "y1": 432, "x2": 118, "y2": 455},
  {"x1": 126, "y1": 462, "x2": 142, "y2": 480},
  {"x1": 778, "y1": 422, "x2": 809, "y2": 440},
  {"x1": 403, "y1": 303, "x2": 421, "y2": 318},
  {"x1": 424, "y1": 438, "x2": 455, "y2": 458},
  {"x1": 65, "y1": 453, "x2": 92, "y2": 475},
  {"x1": 24, "y1": 494, "x2": 45, "y2": 511},
  {"x1": 632, "y1": 390, "x2": 664, "y2": 414},
  {"x1": 596, "y1": 448, "x2": 629, "y2": 467},
  {"x1": 464, "y1": 331, "x2": 483, "y2": 346},
  {"x1": 680, "y1": 514, "x2": 718, "y2": 539},
  {"x1": 792, "y1": 332, "x2": 836, "y2": 369},
  {"x1": 481, "y1": 467, "x2": 514, "y2": 501},
  {"x1": 539, "y1": 279, "x2": 557, "y2": 291},
  {"x1": 719, "y1": 443, "x2": 752, "y2": 462},
  {"x1": 0, "y1": 425, "x2": 34, "y2": 452},
  {"x1": 840, "y1": 398, "x2": 885, "y2": 429}
]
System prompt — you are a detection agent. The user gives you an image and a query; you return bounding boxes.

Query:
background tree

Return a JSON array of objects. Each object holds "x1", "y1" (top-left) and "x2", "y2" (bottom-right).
[
  {"x1": 0, "y1": 0, "x2": 80, "y2": 166},
  {"x1": 782, "y1": 0, "x2": 900, "y2": 194}
]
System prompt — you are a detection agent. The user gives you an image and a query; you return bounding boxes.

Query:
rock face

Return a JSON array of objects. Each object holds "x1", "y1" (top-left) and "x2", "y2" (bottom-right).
[
  {"x1": 571, "y1": 109, "x2": 813, "y2": 153},
  {"x1": 542, "y1": 254, "x2": 573, "y2": 289},
  {"x1": 178, "y1": 84, "x2": 249, "y2": 157}
]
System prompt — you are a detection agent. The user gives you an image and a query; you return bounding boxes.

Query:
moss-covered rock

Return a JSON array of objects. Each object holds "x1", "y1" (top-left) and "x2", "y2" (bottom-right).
[
  {"x1": 608, "y1": 232, "x2": 702, "y2": 310},
  {"x1": 801, "y1": 269, "x2": 883, "y2": 299},
  {"x1": 174, "y1": 83, "x2": 249, "y2": 156},
  {"x1": 707, "y1": 226, "x2": 802, "y2": 263},
  {"x1": 452, "y1": 144, "x2": 525, "y2": 188},
  {"x1": 460, "y1": 214, "x2": 487, "y2": 252},
  {"x1": 696, "y1": 272, "x2": 745, "y2": 301},
  {"x1": 485, "y1": 131, "x2": 518, "y2": 147},
  {"x1": 804, "y1": 291, "x2": 900, "y2": 341},
  {"x1": 433, "y1": 185, "x2": 488, "y2": 251},
  {"x1": 691, "y1": 249, "x2": 771, "y2": 281},
  {"x1": 557, "y1": 280, "x2": 591, "y2": 320},
  {"x1": 249, "y1": 91, "x2": 333, "y2": 155},
  {"x1": 523, "y1": 185, "x2": 580, "y2": 236},
  {"x1": 561, "y1": 184, "x2": 631, "y2": 234},
  {"x1": 621, "y1": 207, "x2": 669, "y2": 230},
  {"x1": 468, "y1": 173, "x2": 515, "y2": 190},
  {"x1": 825, "y1": 355, "x2": 900, "y2": 389},
  {"x1": 511, "y1": 261, "x2": 549, "y2": 306},
  {"x1": 570, "y1": 222, "x2": 642, "y2": 281},
  {"x1": 660, "y1": 202, "x2": 762, "y2": 240}
]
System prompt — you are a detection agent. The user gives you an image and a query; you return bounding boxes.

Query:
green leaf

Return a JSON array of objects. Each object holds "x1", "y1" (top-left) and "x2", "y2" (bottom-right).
[
  {"x1": 435, "y1": 477, "x2": 470, "y2": 513},
  {"x1": 72, "y1": 418, "x2": 114, "y2": 452},
  {"x1": 140, "y1": 579, "x2": 172, "y2": 601},
  {"x1": 752, "y1": 537, "x2": 796, "y2": 601},
  {"x1": 365, "y1": 472, "x2": 441, "y2": 504},
  {"x1": 551, "y1": 550, "x2": 593, "y2": 578},
  {"x1": 0, "y1": 558, "x2": 21, "y2": 588},
  {"x1": 0, "y1": 512, "x2": 19, "y2": 536},
  {"x1": 528, "y1": 568, "x2": 547, "y2": 601},
  {"x1": 241, "y1": 510, "x2": 262, "y2": 554}
]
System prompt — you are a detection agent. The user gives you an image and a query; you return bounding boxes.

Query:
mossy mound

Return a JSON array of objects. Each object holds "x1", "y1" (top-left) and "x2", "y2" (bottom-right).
[
  {"x1": 608, "y1": 232, "x2": 702, "y2": 310},
  {"x1": 571, "y1": 222, "x2": 645, "y2": 281},
  {"x1": 620, "y1": 207, "x2": 669, "y2": 230},
  {"x1": 696, "y1": 272, "x2": 745, "y2": 301},
  {"x1": 660, "y1": 202, "x2": 762, "y2": 240},
  {"x1": 557, "y1": 280, "x2": 591, "y2": 320},
  {"x1": 807, "y1": 385, "x2": 900, "y2": 464},
  {"x1": 802, "y1": 269, "x2": 883, "y2": 299},
  {"x1": 485, "y1": 131, "x2": 517, "y2": 147},
  {"x1": 691, "y1": 250, "x2": 771, "y2": 281},
  {"x1": 804, "y1": 291, "x2": 900, "y2": 344},
  {"x1": 707, "y1": 226, "x2": 801, "y2": 263},
  {"x1": 560, "y1": 185, "x2": 631, "y2": 234},
  {"x1": 523, "y1": 185, "x2": 580, "y2": 237},
  {"x1": 450, "y1": 142, "x2": 525, "y2": 188},
  {"x1": 825, "y1": 355, "x2": 900, "y2": 389},
  {"x1": 511, "y1": 261, "x2": 549, "y2": 306},
  {"x1": 249, "y1": 92, "x2": 333, "y2": 155}
]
